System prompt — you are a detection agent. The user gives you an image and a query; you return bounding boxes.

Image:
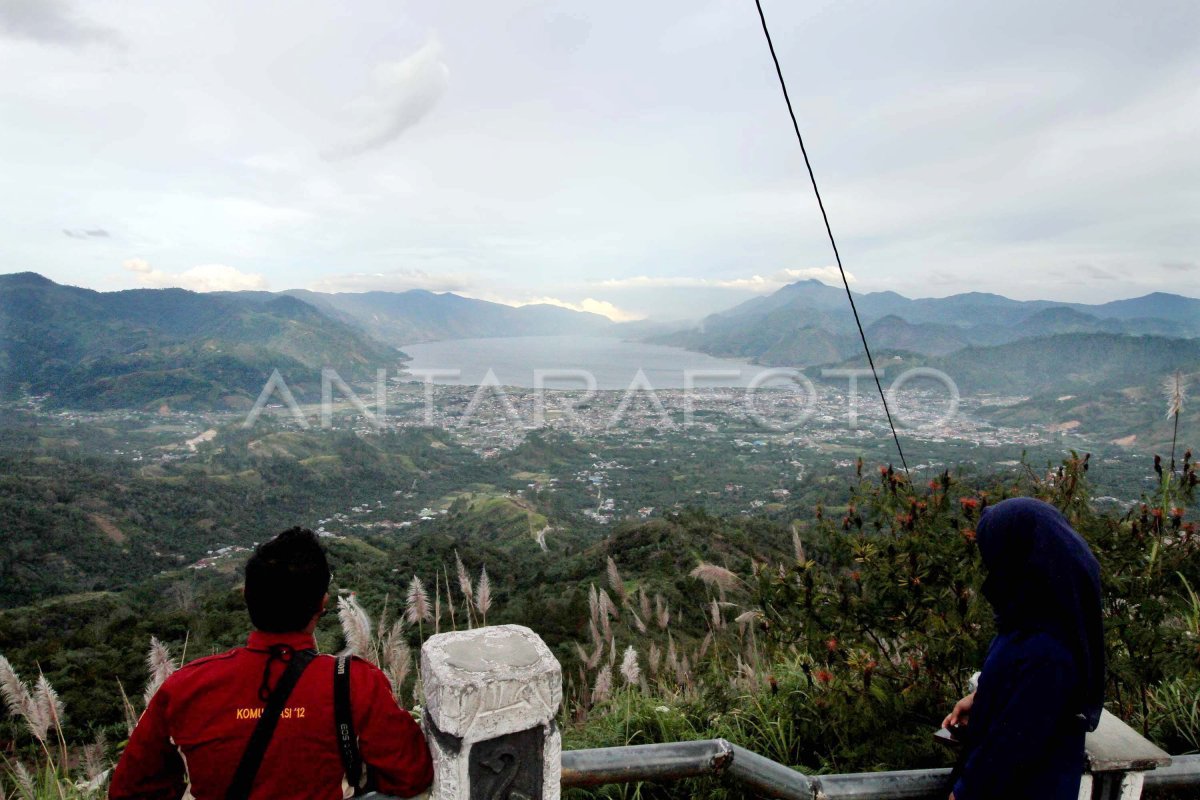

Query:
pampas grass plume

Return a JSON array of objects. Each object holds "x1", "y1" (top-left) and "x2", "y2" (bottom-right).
[
  {"x1": 792, "y1": 524, "x2": 807, "y2": 563},
  {"x1": 406, "y1": 576, "x2": 433, "y2": 626},
  {"x1": 655, "y1": 595, "x2": 670, "y2": 630},
  {"x1": 620, "y1": 646, "x2": 641, "y2": 686},
  {"x1": 387, "y1": 645, "x2": 412, "y2": 696},
  {"x1": 606, "y1": 557, "x2": 626, "y2": 604},
  {"x1": 143, "y1": 637, "x2": 178, "y2": 706},
  {"x1": 592, "y1": 664, "x2": 612, "y2": 703},
  {"x1": 0, "y1": 655, "x2": 41, "y2": 741},
  {"x1": 475, "y1": 568, "x2": 492, "y2": 623},
  {"x1": 638, "y1": 587, "x2": 651, "y2": 621},
  {"x1": 338, "y1": 594, "x2": 374, "y2": 659},
  {"x1": 455, "y1": 551, "x2": 474, "y2": 603},
  {"x1": 689, "y1": 563, "x2": 741, "y2": 593},
  {"x1": 1165, "y1": 370, "x2": 1187, "y2": 419}
]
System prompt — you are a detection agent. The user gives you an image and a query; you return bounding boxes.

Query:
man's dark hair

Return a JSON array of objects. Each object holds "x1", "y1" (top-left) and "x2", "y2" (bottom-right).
[{"x1": 244, "y1": 527, "x2": 332, "y2": 633}]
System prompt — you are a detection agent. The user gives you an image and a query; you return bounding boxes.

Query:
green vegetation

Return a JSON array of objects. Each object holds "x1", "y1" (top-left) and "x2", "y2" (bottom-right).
[
  {"x1": 0, "y1": 272, "x2": 403, "y2": 409},
  {"x1": 0, "y1": 419, "x2": 479, "y2": 606},
  {"x1": 557, "y1": 455, "x2": 1199, "y2": 785},
  {"x1": 2, "y1": 444, "x2": 1197, "y2": 798}
]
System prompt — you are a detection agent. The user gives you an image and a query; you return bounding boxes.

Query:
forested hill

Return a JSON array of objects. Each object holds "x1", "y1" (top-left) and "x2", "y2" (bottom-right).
[
  {"x1": 0, "y1": 272, "x2": 403, "y2": 409},
  {"x1": 649, "y1": 279, "x2": 1200, "y2": 366},
  {"x1": 826, "y1": 333, "x2": 1200, "y2": 395},
  {"x1": 937, "y1": 333, "x2": 1200, "y2": 393},
  {"x1": 820, "y1": 333, "x2": 1200, "y2": 449},
  {"x1": 267, "y1": 288, "x2": 615, "y2": 345},
  {"x1": 0, "y1": 419, "x2": 477, "y2": 607}
]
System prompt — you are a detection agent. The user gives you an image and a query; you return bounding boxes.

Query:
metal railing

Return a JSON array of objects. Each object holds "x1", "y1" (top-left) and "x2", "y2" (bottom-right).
[
  {"x1": 361, "y1": 742, "x2": 1200, "y2": 799},
  {"x1": 562, "y1": 739, "x2": 814, "y2": 798},
  {"x1": 559, "y1": 740, "x2": 1200, "y2": 799},
  {"x1": 1144, "y1": 756, "x2": 1200, "y2": 793}
]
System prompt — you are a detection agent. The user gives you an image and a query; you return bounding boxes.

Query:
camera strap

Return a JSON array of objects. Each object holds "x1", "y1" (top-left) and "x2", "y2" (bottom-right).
[{"x1": 334, "y1": 654, "x2": 366, "y2": 795}]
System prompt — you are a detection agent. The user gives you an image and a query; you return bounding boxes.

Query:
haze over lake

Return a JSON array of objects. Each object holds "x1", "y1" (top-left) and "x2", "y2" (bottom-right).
[{"x1": 398, "y1": 336, "x2": 770, "y2": 389}]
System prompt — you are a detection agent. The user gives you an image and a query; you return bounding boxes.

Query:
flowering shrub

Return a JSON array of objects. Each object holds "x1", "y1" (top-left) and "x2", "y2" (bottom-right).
[{"x1": 564, "y1": 451, "x2": 1200, "y2": 793}]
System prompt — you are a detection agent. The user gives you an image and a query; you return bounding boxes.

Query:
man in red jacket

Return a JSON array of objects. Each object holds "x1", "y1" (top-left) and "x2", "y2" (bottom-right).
[{"x1": 110, "y1": 527, "x2": 434, "y2": 799}]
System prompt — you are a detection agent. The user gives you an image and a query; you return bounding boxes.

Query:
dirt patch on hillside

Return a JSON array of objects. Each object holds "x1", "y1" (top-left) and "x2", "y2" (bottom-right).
[{"x1": 89, "y1": 513, "x2": 127, "y2": 544}]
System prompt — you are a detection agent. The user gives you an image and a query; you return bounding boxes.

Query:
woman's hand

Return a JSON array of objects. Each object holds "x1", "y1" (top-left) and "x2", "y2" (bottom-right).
[{"x1": 942, "y1": 691, "x2": 975, "y2": 729}]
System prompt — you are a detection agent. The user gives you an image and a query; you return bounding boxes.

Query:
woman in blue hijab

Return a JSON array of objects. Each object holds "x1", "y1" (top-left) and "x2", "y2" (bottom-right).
[{"x1": 943, "y1": 497, "x2": 1105, "y2": 800}]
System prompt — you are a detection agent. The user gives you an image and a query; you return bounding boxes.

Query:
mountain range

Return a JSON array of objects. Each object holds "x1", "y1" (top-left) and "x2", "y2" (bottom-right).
[
  {"x1": 1, "y1": 271, "x2": 1197, "y2": 410},
  {"x1": 234, "y1": 288, "x2": 614, "y2": 345},
  {"x1": 0, "y1": 274, "x2": 624, "y2": 409},
  {"x1": 0, "y1": 272, "x2": 403, "y2": 409},
  {"x1": 649, "y1": 279, "x2": 1200, "y2": 364}
]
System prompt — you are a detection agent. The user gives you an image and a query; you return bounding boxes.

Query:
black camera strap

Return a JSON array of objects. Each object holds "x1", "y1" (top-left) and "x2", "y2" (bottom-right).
[
  {"x1": 226, "y1": 645, "x2": 317, "y2": 800},
  {"x1": 334, "y1": 655, "x2": 365, "y2": 794}
]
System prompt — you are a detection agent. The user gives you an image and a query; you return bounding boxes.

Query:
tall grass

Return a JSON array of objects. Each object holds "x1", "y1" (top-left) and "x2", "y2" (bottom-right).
[
  {"x1": 1151, "y1": 678, "x2": 1200, "y2": 755},
  {"x1": 0, "y1": 657, "x2": 117, "y2": 799},
  {"x1": 3, "y1": 442, "x2": 1196, "y2": 798}
]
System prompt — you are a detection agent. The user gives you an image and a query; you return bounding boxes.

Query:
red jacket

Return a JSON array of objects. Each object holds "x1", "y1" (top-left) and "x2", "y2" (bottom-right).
[{"x1": 109, "y1": 631, "x2": 433, "y2": 799}]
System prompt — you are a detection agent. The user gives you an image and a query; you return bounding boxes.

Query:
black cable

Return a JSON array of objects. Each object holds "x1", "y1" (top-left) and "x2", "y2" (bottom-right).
[{"x1": 752, "y1": 0, "x2": 910, "y2": 476}]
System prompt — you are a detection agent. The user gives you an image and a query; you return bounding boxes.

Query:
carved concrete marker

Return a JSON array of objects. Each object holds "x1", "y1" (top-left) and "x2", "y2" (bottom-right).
[{"x1": 421, "y1": 625, "x2": 562, "y2": 800}]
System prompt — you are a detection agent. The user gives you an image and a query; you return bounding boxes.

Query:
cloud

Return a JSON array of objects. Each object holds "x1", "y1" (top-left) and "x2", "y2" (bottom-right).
[
  {"x1": 309, "y1": 268, "x2": 468, "y2": 294},
  {"x1": 518, "y1": 296, "x2": 643, "y2": 322},
  {"x1": 1077, "y1": 263, "x2": 1117, "y2": 281},
  {"x1": 597, "y1": 267, "x2": 853, "y2": 293},
  {"x1": 1161, "y1": 261, "x2": 1197, "y2": 273},
  {"x1": 323, "y1": 39, "x2": 449, "y2": 159},
  {"x1": 63, "y1": 228, "x2": 110, "y2": 239},
  {"x1": 124, "y1": 259, "x2": 268, "y2": 292},
  {"x1": 0, "y1": 0, "x2": 119, "y2": 46},
  {"x1": 772, "y1": 267, "x2": 854, "y2": 286}
]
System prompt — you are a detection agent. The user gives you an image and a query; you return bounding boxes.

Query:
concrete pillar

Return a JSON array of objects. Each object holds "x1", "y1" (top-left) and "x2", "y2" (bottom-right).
[{"x1": 420, "y1": 624, "x2": 562, "y2": 800}]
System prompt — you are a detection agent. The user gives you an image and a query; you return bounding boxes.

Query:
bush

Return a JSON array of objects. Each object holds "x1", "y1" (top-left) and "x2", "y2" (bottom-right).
[{"x1": 563, "y1": 452, "x2": 1199, "y2": 796}]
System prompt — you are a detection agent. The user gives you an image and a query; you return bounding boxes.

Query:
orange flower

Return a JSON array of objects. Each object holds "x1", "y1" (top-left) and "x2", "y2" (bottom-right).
[{"x1": 815, "y1": 669, "x2": 834, "y2": 684}]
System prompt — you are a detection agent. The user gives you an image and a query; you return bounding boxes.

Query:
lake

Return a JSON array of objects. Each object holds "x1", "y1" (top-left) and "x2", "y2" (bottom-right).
[{"x1": 397, "y1": 336, "x2": 774, "y2": 389}]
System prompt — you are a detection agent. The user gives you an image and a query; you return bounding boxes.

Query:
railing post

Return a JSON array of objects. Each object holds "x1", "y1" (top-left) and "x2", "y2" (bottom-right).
[
  {"x1": 420, "y1": 624, "x2": 563, "y2": 800},
  {"x1": 1082, "y1": 711, "x2": 1172, "y2": 800}
]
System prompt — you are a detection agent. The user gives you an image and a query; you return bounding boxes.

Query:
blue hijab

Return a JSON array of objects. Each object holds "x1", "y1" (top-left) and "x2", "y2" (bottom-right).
[{"x1": 976, "y1": 497, "x2": 1105, "y2": 730}]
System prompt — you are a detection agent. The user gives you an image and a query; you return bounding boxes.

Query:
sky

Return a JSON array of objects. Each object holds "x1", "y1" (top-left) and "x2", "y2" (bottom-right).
[{"x1": 1, "y1": 0, "x2": 1197, "y2": 321}]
